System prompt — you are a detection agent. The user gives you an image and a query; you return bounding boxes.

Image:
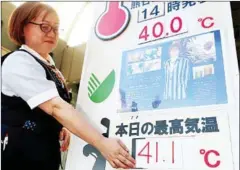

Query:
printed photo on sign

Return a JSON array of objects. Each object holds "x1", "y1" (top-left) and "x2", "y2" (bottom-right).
[
  {"x1": 118, "y1": 30, "x2": 227, "y2": 113},
  {"x1": 127, "y1": 47, "x2": 162, "y2": 75}
]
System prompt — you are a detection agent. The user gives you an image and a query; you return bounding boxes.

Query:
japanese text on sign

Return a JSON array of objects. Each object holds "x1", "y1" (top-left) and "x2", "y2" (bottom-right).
[
  {"x1": 167, "y1": 1, "x2": 205, "y2": 13},
  {"x1": 115, "y1": 117, "x2": 219, "y2": 137}
]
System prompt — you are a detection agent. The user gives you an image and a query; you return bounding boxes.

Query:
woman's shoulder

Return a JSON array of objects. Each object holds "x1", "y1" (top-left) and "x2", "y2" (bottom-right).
[
  {"x1": 2, "y1": 50, "x2": 40, "y2": 68},
  {"x1": 2, "y1": 49, "x2": 47, "y2": 79}
]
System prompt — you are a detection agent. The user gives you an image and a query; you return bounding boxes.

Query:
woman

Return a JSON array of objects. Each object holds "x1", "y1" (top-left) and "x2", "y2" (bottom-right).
[
  {"x1": 164, "y1": 41, "x2": 191, "y2": 101},
  {"x1": 1, "y1": 2, "x2": 135, "y2": 170}
]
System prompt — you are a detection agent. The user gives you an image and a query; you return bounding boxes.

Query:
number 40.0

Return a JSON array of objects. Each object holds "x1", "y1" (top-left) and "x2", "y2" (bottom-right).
[{"x1": 139, "y1": 16, "x2": 183, "y2": 41}]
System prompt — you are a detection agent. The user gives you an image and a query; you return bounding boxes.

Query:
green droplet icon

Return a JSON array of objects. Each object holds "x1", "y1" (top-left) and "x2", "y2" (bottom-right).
[{"x1": 88, "y1": 70, "x2": 115, "y2": 103}]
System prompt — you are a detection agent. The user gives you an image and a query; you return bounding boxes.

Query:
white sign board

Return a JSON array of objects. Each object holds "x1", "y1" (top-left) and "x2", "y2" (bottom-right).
[{"x1": 66, "y1": 2, "x2": 239, "y2": 170}]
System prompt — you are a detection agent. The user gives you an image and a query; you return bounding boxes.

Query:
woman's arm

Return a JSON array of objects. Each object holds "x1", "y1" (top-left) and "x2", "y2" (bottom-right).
[
  {"x1": 39, "y1": 97, "x2": 103, "y2": 147},
  {"x1": 39, "y1": 96, "x2": 135, "y2": 169},
  {"x1": 2, "y1": 52, "x2": 135, "y2": 168}
]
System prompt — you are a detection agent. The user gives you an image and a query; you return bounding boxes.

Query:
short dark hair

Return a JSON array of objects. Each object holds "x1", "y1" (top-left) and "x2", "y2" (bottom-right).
[{"x1": 169, "y1": 41, "x2": 180, "y2": 51}]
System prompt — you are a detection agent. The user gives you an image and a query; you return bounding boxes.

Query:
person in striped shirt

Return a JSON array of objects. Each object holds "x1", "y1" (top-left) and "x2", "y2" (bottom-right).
[{"x1": 164, "y1": 41, "x2": 191, "y2": 101}]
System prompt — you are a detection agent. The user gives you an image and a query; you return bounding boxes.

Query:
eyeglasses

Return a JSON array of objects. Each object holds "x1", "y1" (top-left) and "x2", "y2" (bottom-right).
[{"x1": 29, "y1": 22, "x2": 62, "y2": 34}]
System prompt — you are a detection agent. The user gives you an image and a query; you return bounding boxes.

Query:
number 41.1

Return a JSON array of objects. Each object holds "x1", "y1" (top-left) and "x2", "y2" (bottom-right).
[{"x1": 137, "y1": 141, "x2": 175, "y2": 164}]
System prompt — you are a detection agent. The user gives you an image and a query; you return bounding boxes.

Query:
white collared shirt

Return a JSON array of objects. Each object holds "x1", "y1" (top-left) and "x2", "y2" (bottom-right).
[
  {"x1": 2, "y1": 45, "x2": 60, "y2": 109},
  {"x1": 20, "y1": 45, "x2": 55, "y2": 66}
]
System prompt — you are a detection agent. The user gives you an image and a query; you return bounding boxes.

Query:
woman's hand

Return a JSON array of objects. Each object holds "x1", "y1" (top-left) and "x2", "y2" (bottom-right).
[
  {"x1": 39, "y1": 97, "x2": 135, "y2": 168},
  {"x1": 59, "y1": 127, "x2": 71, "y2": 152},
  {"x1": 96, "y1": 137, "x2": 136, "y2": 169}
]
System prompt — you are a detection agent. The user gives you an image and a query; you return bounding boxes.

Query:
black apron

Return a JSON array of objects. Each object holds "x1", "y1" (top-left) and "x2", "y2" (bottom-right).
[{"x1": 1, "y1": 49, "x2": 71, "y2": 170}]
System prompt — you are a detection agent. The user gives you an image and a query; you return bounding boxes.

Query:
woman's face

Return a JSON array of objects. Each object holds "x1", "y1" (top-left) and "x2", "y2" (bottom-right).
[
  {"x1": 169, "y1": 46, "x2": 180, "y2": 59},
  {"x1": 23, "y1": 11, "x2": 60, "y2": 55}
]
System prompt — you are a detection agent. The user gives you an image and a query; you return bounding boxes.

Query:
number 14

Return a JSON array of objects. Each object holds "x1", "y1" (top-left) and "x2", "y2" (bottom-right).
[{"x1": 142, "y1": 5, "x2": 160, "y2": 20}]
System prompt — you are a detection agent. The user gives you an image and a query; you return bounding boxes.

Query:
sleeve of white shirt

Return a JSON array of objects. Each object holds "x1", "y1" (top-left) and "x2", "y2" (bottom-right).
[{"x1": 2, "y1": 51, "x2": 59, "y2": 109}]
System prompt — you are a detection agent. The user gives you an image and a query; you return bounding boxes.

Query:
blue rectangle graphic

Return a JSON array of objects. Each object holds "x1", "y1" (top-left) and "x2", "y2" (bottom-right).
[{"x1": 118, "y1": 30, "x2": 227, "y2": 113}]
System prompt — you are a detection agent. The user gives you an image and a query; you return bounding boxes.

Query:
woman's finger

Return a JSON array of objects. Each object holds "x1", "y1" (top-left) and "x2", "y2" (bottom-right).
[
  {"x1": 119, "y1": 148, "x2": 136, "y2": 165},
  {"x1": 117, "y1": 139, "x2": 129, "y2": 152},
  {"x1": 62, "y1": 128, "x2": 71, "y2": 150},
  {"x1": 65, "y1": 131, "x2": 70, "y2": 144},
  {"x1": 118, "y1": 153, "x2": 135, "y2": 168},
  {"x1": 62, "y1": 141, "x2": 67, "y2": 151},
  {"x1": 109, "y1": 161, "x2": 118, "y2": 169},
  {"x1": 59, "y1": 130, "x2": 64, "y2": 141},
  {"x1": 63, "y1": 134, "x2": 70, "y2": 151},
  {"x1": 113, "y1": 159, "x2": 128, "y2": 169}
]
